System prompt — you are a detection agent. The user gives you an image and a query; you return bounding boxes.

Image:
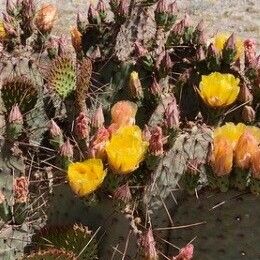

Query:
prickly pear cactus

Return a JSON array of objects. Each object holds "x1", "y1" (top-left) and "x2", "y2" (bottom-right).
[
  {"x1": 144, "y1": 125, "x2": 213, "y2": 212},
  {"x1": 168, "y1": 189, "x2": 260, "y2": 259}
]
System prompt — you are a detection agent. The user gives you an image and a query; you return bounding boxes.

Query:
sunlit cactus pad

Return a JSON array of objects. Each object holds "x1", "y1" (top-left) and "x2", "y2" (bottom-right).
[{"x1": 45, "y1": 56, "x2": 76, "y2": 99}]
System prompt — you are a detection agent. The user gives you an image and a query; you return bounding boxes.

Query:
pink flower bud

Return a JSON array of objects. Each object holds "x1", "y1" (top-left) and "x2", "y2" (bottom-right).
[
  {"x1": 92, "y1": 106, "x2": 105, "y2": 129},
  {"x1": 89, "y1": 127, "x2": 110, "y2": 159},
  {"x1": 139, "y1": 228, "x2": 158, "y2": 260},
  {"x1": 118, "y1": 0, "x2": 130, "y2": 17},
  {"x1": 224, "y1": 33, "x2": 236, "y2": 50},
  {"x1": 149, "y1": 126, "x2": 164, "y2": 156},
  {"x1": 88, "y1": 3, "x2": 99, "y2": 23},
  {"x1": 164, "y1": 97, "x2": 180, "y2": 128},
  {"x1": 242, "y1": 105, "x2": 255, "y2": 123},
  {"x1": 150, "y1": 76, "x2": 162, "y2": 96},
  {"x1": 173, "y1": 244, "x2": 194, "y2": 260},
  {"x1": 113, "y1": 183, "x2": 132, "y2": 203},
  {"x1": 156, "y1": 0, "x2": 167, "y2": 13},
  {"x1": 142, "y1": 125, "x2": 151, "y2": 142},
  {"x1": 168, "y1": 1, "x2": 178, "y2": 13},
  {"x1": 134, "y1": 41, "x2": 148, "y2": 57},
  {"x1": 48, "y1": 119, "x2": 62, "y2": 138},
  {"x1": 244, "y1": 38, "x2": 257, "y2": 67},
  {"x1": 59, "y1": 138, "x2": 73, "y2": 158},
  {"x1": 75, "y1": 112, "x2": 90, "y2": 140},
  {"x1": 9, "y1": 104, "x2": 23, "y2": 124}
]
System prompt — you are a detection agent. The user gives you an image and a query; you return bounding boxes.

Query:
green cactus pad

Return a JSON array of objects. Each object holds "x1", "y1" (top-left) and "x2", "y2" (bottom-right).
[
  {"x1": 25, "y1": 248, "x2": 76, "y2": 260},
  {"x1": 33, "y1": 224, "x2": 98, "y2": 259},
  {"x1": 46, "y1": 56, "x2": 76, "y2": 99},
  {"x1": 1, "y1": 76, "x2": 38, "y2": 113}
]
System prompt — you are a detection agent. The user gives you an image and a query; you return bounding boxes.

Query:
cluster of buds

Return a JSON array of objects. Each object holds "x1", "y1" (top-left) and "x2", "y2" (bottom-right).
[
  {"x1": 167, "y1": 14, "x2": 192, "y2": 45},
  {"x1": 109, "y1": 0, "x2": 131, "y2": 22},
  {"x1": 155, "y1": 0, "x2": 178, "y2": 29},
  {"x1": 75, "y1": 112, "x2": 90, "y2": 140},
  {"x1": 88, "y1": 0, "x2": 109, "y2": 24}
]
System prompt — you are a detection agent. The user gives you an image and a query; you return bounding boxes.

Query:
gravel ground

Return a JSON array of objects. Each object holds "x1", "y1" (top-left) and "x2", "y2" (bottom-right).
[{"x1": 0, "y1": 0, "x2": 259, "y2": 43}]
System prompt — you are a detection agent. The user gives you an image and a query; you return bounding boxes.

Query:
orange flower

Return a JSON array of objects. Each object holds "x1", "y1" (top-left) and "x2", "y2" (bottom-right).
[
  {"x1": 234, "y1": 131, "x2": 259, "y2": 169},
  {"x1": 111, "y1": 100, "x2": 137, "y2": 127},
  {"x1": 35, "y1": 4, "x2": 57, "y2": 34},
  {"x1": 210, "y1": 136, "x2": 233, "y2": 176},
  {"x1": 251, "y1": 149, "x2": 260, "y2": 180}
]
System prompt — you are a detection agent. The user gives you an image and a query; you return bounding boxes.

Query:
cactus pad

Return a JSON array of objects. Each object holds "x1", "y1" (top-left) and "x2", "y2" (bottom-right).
[
  {"x1": 168, "y1": 189, "x2": 260, "y2": 259},
  {"x1": 46, "y1": 56, "x2": 76, "y2": 99},
  {"x1": 33, "y1": 224, "x2": 98, "y2": 259},
  {"x1": 1, "y1": 76, "x2": 38, "y2": 113}
]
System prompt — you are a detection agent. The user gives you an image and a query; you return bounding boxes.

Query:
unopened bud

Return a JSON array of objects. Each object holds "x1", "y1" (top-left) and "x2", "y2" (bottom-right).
[
  {"x1": 70, "y1": 26, "x2": 82, "y2": 53},
  {"x1": 164, "y1": 97, "x2": 180, "y2": 128},
  {"x1": 92, "y1": 106, "x2": 105, "y2": 129},
  {"x1": 139, "y1": 228, "x2": 158, "y2": 260},
  {"x1": 46, "y1": 37, "x2": 58, "y2": 59},
  {"x1": 134, "y1": 41, "x2": 148, "y2": 57},
  {"x1": 129, "y1": 71, "x2": 143, "y2": 99},
  {"x1": 118, "y1": 0, "x2": 130, "y2": 18},
  {"x1": 150, "y1": 76, "x2": 162, "y2": 96},
  {"x1": 6, "y1": 0, "x2": 16, "y2": 16},
  {"x1": 238, "y1": 84, "x2": 253, "y2": 104},
  {"x1": 97, "y1": 0, "x2": 107, "y2": 21},
  {"x1": 244, "y1": 38, "x2": 257, "y2": 67},
  {"x1": 75, "y1": 112, "x2": 90, "y2": 140},
  {"x1": 59, "y1": 138, "x2": 73, "y2": 158},
  {"x1": 88, "y1": 4, "x2": 100, "y2": 24},
  {"x1": 9, "y1": 104, "x2": 23, "y2": 124},
  {"x1": 89, "y1": 127, "x2": 110, "y2": 159},
  {"x1": 49, "y1": 119, "x2": 62, "y2": 137},
  {"x1": 57, "y1": 36, "x2": 66, "y2": 56},
  {"x1": 196, "y1": 45, "x2": 206, "y2": 60},
  {"x1": 48, "y1": 119, "x2": 63, "y2": 149},
  {"x1": 173, "y1": 244, "x2": 194, "y2": 260},
  {"x1": 34, "y1": 4, "x2": 57, "y2": 34},
  {"x1": 242, "y1": 105, "x2": 255, "y2": 123},
  {"x1": 142, "y1": 125, "x2": 151, "y2": 142},
  {"x1": 113, "y1": 183, "x2": 132, "y2": 203},
  {"x1": 77, "y1": 12, "x2": 88, "y2": 33}
]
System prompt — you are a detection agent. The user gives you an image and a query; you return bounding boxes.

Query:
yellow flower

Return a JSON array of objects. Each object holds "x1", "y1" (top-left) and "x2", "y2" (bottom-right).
[
  {"x1": 105, "y1": 125, "x2": 148, "y2": 174},
  {"x1": 210, "y1": 136, "x2": 233, "y2": 176},
  {"x1": 0, "y1": 22, "x2": 7, "y2": 40},
  {"x1": 198, "y1": 72, "x2": 240, "y2": 108},
  {"x1": 247, "y1": 126, "x2": 260, "y2": 144},
  {"x1": 234, "y1": 131, "x2": 259, "y2": 169},
  {"x1": 214, "y1": 123, "x2": 246, "y2": 149},
  {"x1": 67, "y1": 159, "x2": 106, "y2": 196},
  {"x1": 213, "y1": 32, "x2": 244, "y2": 59}
]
